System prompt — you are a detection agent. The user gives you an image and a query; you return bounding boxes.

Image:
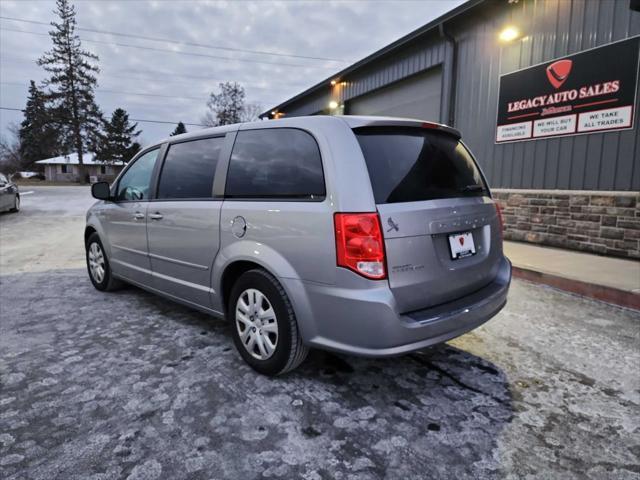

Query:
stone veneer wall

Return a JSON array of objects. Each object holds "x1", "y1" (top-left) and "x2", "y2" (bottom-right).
[{"x1": 492, "y1": 189, "x2": 640, "y2": 260}]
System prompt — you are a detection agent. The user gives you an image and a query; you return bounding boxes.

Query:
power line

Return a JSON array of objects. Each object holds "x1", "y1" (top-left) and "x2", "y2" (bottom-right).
[
  {"x1": 0, "y1": 55, "x2": 310, "y2": 89},
  {"x1": 0, "y1": 15, "x2": 348, "y2": 63},
  {"x1": 0, "y1": 106, "x2": 207, "y2": 127},
  {"x1": 0, "y1": 26, "x2": 339, "y2": 70},
  {"x1": 1, "y1": 81, "x2": 204, "y2": 101},
  {"x1": 0, "y1": 81, "x2": 280, "y2": 105}
]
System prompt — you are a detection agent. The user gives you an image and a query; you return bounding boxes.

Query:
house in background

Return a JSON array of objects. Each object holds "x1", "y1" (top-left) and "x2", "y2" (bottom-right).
[{"x1": 36, "y1": 153, "x2": 124, "y2": 183}]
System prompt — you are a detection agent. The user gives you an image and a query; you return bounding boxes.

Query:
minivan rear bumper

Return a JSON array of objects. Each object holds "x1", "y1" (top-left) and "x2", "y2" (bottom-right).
[{"x1": 286, "y1": 256, "x2": 511, "y2": 357}]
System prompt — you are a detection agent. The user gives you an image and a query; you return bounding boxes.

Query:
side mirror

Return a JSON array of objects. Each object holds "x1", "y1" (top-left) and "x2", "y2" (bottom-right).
[{"x1": 91, "y1": 181, "x2": 111, "y2": 201}]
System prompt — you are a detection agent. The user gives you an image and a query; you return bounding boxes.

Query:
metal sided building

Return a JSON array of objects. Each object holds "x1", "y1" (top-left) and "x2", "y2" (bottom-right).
[{"x1": 261, "y1": 0, "x2": 640, "y2": 259}]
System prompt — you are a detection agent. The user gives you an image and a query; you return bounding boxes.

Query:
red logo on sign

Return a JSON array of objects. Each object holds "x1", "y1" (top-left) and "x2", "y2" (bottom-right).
[
  {"x1": 546, "y1": 59, "x2": 572, "y2": 89},
  {"x1": 459, "y1": 237, "x2": 465, "y2": 246}
]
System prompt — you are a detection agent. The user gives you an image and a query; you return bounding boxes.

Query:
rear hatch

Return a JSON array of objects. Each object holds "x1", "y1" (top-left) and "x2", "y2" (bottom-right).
[{"x1": 354, "y1": 125, "x2": 503, "y2": 313}]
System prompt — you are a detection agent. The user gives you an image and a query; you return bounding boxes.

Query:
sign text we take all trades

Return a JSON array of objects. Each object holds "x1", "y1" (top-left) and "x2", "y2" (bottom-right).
[{"x1": 496, "y1": 36, "x2": 639, "y2": 143}]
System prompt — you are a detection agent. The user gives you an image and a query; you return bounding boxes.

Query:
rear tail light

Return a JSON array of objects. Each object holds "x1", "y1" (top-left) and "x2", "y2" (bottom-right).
[
  {"x1": 334, "y1": 213, "x2": 387, "y2": 280},
  {"x1": 495, "y1": 202, "x2": 504, "y2": 240}
]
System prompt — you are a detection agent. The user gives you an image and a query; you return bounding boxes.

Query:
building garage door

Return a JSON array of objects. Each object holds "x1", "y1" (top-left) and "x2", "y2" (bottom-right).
[{"x1": 347, "y1": 67, "x2": 442, "y2": 122}]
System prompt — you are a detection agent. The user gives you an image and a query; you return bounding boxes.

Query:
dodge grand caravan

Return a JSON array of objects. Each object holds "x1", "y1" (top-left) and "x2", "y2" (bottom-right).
[{"x1": 86, "y1": 116, "x2": 511, "y2": 375}]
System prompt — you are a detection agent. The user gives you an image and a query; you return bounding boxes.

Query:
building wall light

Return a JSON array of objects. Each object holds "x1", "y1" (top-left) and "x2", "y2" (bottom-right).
[
  {"x1": 330, "y1": 80, "x2": 337, "y2": 86},
  {"x1": 499, "y1": 26, "x2": 520, "y2": 42},
  {"x1": 329, "y1": 101, "x2": 339, "y2": 109}
]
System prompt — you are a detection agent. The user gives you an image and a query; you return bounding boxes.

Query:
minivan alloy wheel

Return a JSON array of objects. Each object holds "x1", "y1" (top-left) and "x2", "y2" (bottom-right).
[
  {"x1": 88, "y1": 242, "x2": 106, "y2": 284},
  {"x1": 235, "y1": 288, "x2": 279, "y2": 360}
]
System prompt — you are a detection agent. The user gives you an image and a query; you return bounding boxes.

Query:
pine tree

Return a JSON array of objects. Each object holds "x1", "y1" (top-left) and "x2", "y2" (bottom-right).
[
  {"x1": 18, "y1": 80, "x2": 59, "y2": 166},
  {"x1": 170, "y1": 122, "x2": 187, "y2": 136},
  {"x1": 202, "y1": 82, "x2": 246, "y2": 126},
  {"x1": 37, "y1": 0, "x2": 103, "y2": 182},
  {"x1": 95, "y1": 108, "x2": 141, "y2": 164}
]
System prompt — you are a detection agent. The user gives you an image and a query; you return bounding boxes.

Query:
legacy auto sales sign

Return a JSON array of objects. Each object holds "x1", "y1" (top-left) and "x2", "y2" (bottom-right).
[{"x1": 496, "y1": 36, "x2": 639, "y2": 143}]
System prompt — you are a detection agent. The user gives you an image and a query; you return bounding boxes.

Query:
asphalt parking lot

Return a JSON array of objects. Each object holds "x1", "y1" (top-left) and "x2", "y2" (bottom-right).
[{"x1": 1, "y1": 186, "x2": 639, "y2": 480}]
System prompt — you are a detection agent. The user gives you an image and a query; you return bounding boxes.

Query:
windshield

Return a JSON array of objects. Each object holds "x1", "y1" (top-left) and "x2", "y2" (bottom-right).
[{"x1": 354, "y1": 127, "x2": 488, "y2": 204}]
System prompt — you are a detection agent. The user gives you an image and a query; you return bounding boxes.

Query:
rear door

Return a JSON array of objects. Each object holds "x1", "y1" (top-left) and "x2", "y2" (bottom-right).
[
  {"x1": 353, "y1": 126, "x2": 502, "y2": 313},
  {"x1": 220, "y1": 127, "x2": 333, "y2": 284},
  {"x1": 146, "y1": 135, "x2": 228, "y2": 309}
]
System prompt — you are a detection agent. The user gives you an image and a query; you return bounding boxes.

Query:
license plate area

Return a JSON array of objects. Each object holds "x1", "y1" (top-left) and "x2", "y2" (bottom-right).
[{"x1": 448, "y1": 231, "x2": 476, "y2": 260}]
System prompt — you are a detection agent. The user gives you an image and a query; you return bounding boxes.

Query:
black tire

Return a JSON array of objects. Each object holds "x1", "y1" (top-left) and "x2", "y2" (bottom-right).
[
  {"x1": 86, "y1": 232, "x2": 123, "y2": 291},
  {"x1": 9, "y1": 195, "x2": 19, "y2": 212},
  {"x1": 228, "y1": 269, "x2": 308, "y2": 376}
]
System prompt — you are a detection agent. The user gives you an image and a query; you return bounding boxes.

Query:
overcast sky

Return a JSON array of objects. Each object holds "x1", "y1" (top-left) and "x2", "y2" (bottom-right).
[{"x1": 0, "y1": 0, "x2": 464, "y2": 148}]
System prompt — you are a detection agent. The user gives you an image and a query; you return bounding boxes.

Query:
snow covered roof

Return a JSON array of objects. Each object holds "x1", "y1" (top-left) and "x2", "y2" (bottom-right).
[{"x1": 35, "y1": 153, "x2": 124, "y2": 165}]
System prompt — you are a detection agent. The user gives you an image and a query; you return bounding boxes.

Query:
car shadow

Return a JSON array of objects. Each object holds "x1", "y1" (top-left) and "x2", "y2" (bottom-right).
[{"x1": 116, "y1": 277, "x2": 516, "y2": 477}]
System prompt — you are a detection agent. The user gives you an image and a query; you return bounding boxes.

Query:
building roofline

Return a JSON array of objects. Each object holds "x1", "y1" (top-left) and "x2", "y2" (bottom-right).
[
  {"x1": 260, "y1": 0, "x2": 484, "y2": 118},
  {"x1": 35, "y1": 152, "x2": 125, "y2": 165}
]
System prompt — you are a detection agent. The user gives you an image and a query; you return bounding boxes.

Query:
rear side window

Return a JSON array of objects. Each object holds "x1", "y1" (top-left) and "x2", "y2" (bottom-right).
[
  {"x1": 225, "y1": 128, "x2": 325, "y2": 199},
  {"x1": 157, "y1": 136, "x2": 224, "y2": 199},
  {"x1": 354, "y1": 127, "x2": 488, "y2": 204}
]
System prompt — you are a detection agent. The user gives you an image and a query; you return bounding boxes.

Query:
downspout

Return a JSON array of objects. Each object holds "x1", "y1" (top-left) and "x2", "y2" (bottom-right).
[{"x1": 439, "y1": 22, "x2": 458, "y2": 127}]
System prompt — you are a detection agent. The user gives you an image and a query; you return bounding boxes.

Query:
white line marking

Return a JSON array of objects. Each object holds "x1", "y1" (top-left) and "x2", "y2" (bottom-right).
[{"x1": 20, "y1": 191, "x2": 34, "y2": 195}]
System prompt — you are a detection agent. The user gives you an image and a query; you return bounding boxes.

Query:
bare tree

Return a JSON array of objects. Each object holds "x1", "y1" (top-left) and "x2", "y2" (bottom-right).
[
  {"x1": 241, "y1": 102, "x2": 263, "y2": 123},
  {"x1": 203, "y1": 82, "x2": 260, "y2": 126}
]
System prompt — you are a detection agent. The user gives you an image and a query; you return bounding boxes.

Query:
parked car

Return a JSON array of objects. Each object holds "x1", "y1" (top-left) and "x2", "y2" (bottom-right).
[
  {"x1": 85, "y1": 116, "x2": 511, "y2": 375},
  {"x1": 0, "y1": 173, "x2": 20, "y2": 213}
]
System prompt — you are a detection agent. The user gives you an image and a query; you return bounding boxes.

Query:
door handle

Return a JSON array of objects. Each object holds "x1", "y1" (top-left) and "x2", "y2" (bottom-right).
[
  {"x1": 149, "y1": 212, "x2": 163, "y2": 220},
  {"x1": 133, "y1": 212, "x2": 145, "y2": 220}
]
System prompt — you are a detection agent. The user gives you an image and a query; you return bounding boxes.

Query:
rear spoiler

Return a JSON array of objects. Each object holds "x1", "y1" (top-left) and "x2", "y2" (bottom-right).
[{"x1": 338, "y1": 115, "x2": 461, "y2": 139}]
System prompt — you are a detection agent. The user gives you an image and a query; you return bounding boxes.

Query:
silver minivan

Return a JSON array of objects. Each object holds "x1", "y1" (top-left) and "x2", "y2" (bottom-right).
[{"x1": 86, "y1": 116, "x2": 511, "y2": 375}]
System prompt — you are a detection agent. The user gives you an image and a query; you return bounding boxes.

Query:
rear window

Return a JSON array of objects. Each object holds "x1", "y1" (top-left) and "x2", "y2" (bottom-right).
[
  {"x1": 354, "y1": 127, "x2": 488, "y2": 204},
  {"x1": 225, "y1": 128, "x2": 325, "y2": 199}
]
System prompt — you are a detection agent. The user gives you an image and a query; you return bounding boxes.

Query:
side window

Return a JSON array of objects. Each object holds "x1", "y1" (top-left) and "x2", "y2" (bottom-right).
[
  {"x1": 157, "y1": 136, "x2": 224, "y2": 199},
  {"x1": 116, "y1": 148, "x2": 159, "y2": 201},
  {"x1": 226, "y1": 128, "x2": 325, "y2": 199}
]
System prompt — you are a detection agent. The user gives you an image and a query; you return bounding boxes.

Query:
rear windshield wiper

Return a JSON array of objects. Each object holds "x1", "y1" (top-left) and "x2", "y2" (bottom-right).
[{"x1": 460, "y1": 184, "x2": 485, "y2": 193}]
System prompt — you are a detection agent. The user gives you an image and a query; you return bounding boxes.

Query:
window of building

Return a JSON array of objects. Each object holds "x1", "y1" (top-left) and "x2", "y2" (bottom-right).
[
  {"x1": 157, "y1": 136, "x2": 224, "y2": 199},
  {"x1": 115, "y1": 149, "x2": 159, "y2": 201},
  {"x1": 225, "y1": 128, "x2": 325, "y2": 199},
  {"x1": 61, "y1": 164, "x2": 68, "y2": 174},
  {"x1": 100, "y1": 165, "x2": 106, "y2": 174}
]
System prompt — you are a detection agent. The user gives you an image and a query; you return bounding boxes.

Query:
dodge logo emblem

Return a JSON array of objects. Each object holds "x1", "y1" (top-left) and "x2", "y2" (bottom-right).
[{"x1": 546, "y1": 59, "x2": 572, "y2": 89}]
